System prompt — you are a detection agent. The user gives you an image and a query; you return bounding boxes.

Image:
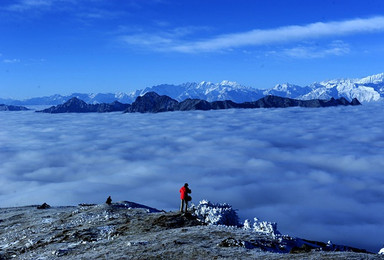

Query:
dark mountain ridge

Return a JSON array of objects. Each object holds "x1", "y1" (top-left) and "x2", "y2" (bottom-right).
[
  {"x1": 0, "y1": 104, "x2": 29, "y2": 111},
  {"x1": 35, "y1": 92, "x2": 361, "y2": 114},
  {"x1": 36, "y1": 98, "x2": 131, "y2": 113},
  {"x1": 124, "y1": 92, "x2": 361, "y2": 113}
]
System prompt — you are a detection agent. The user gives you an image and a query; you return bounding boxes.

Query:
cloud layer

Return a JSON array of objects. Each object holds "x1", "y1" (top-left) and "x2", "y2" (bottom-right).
[{"x1": 1, "y1": 104, "x2": 384, "y2": 251}]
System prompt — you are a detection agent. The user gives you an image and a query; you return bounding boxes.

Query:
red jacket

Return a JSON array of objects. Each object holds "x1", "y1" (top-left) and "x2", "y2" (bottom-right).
[{"x1": 180, "y1": 186, "x2": 190, "y2": 200}]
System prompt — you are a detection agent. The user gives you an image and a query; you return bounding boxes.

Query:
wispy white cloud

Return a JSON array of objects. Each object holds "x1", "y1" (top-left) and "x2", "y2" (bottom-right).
[
  {"x1": 174, "y1": 16, "x2": 384, "y2": 53},
  {"x1": 268, "y1": 40, "x2": 351, "y2": 59},
  {"x1": 3, "y1": 58, "x2": 21, "y2": 63},
  {"x1": 122, "y1": 34, "x2": 174, "y2": 48},
  {"x1": 2, "y1": 0, "x2": 120, "y2": 21},
  {"x1": 5, "y1": 0, "x2": 54, "y2": 12},
  {"x1": 3, "y1": 0, "x2": 164, "y2": 19},
  {"x1": 121, "y1": 26, "x2": 211, "y2": 51},
  {"x1": 76, "y1": 9, "x2": 119, "y2": 20},
  {"x1": 121, "y1": 16, "x2": 384, "y2": 53}
]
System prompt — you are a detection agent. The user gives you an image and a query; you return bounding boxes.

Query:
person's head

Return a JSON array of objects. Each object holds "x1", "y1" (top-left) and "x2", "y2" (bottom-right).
[{"x1": 184, "y1": 183, "x2": 188, "y2": 187}]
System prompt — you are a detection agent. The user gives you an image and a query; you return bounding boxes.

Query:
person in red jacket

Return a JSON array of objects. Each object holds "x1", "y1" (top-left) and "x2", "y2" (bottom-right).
[{"x1": 179, "y1": 183, "x2": 192, "y2": 213}]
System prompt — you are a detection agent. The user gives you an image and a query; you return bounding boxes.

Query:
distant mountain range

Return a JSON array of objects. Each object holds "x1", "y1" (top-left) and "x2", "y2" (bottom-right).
[
  {"x1": 2, "y1": 73, "x2": 383, "y2": 105},
  {"x1": 37, "y1": 92, "x2": 361, "y2": 114}
]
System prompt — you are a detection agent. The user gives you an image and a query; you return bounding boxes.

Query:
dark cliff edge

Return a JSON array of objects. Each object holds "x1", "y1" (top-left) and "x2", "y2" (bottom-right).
[
  {"x1": 124, "y1": 92, "x2": 361, "y2": 113},
  {"x1": 36, "y1": 98, "x2": 131, "y2": 113},
  {"x1": 0, "y1": 104, "x2": 30, "y2": 111}
]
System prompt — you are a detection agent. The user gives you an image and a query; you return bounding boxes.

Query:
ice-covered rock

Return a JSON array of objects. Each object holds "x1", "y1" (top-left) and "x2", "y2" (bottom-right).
[
  {"x1": 243, "y1": 219, "x2": 252, "y2": 230},
  {"x1": 253, "y1": 219, "x2": 279, "y2": 235},
  {"x1": 243, "y1": 217, "x2": 280, "y2": 237},
  {"x1": 192, "y1": 200, "x2": 240, "y2": 226}
]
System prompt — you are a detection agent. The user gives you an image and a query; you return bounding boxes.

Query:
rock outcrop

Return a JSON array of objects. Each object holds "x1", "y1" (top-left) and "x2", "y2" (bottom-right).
[
  {"x1": 0, "y1": 104, "x2": 29, "y2": 111},
  {"x1": 124, "y1": 92, "x2": 179, "y2": 113}
]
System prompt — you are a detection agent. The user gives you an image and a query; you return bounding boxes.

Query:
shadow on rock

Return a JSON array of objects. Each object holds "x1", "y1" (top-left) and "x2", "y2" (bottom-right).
[{"x1": 151, "y1": 212, "x2": 204, "y2": 229}]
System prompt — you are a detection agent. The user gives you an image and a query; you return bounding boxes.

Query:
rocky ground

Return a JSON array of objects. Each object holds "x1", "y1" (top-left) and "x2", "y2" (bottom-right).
[{"x1": 0, "y1": 202, "x2": 383, "y2": 260}]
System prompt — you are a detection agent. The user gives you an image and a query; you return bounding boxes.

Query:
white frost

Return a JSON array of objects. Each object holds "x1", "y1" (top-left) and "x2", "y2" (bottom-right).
[
  {"x1": 192, "y1": 200, "x2": 240, "y2": 226},
  {"x1": 243, "y1": 217, "x2": 280, "y2": 237}
]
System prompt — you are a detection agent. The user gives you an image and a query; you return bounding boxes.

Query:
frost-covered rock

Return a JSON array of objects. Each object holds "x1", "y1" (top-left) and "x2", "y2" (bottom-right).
[
  {"x1": 193, "y1": 200, "x2": 279, "y2": 235},
  {"x1": 243, "y1": 219, "x2": 252, "y2": 230},
  {"x1": 243, "y1": 217, "x2": 280, "y2": 237},
  {"x1": 253, "y1": 220, "x2": 279, "y2": 235},
  {"x1": 192, "y1": 200, "x2": 240, "y2": 226}
]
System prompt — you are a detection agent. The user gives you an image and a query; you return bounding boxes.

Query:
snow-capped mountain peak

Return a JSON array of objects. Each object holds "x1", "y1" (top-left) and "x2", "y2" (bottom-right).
[
  {"x1": 357, "y1": 72, "x2": 384, "y2": 84},
  {"x1": 1, "y1": 73, "x2": 384, "y2": 105},
  {"x1": 309, "y1": 73, "x2": 384, "y2": 102},
  {"x1": 263, "y1": 83, "x2": 312, "y2": 98},
  {"x1": 197, "y1": 81, "x2": 212, "y2": 87},
  {"x1": 219, "y1": 80, "x2": 240, "y2": 87}
]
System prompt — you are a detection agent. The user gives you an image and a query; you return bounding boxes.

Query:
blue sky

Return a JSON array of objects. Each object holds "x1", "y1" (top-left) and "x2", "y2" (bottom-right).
[{"x1": 1, "y1": 0, "x2": 384, "y2": 99}]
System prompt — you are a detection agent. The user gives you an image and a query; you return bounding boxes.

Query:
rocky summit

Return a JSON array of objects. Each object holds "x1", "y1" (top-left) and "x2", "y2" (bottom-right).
[
  {"x1": 0, "y1": 104, "x2": 29, "y2": 111},
  {"x1": 0, "y1": 201, "x2": 381, "y2": 260},
  {"x1": 124, "y1": 92, "x2": 179, "y2": 113},
  {"x1": 36, "y1": 97, "x2": 131, "y2": 113}
]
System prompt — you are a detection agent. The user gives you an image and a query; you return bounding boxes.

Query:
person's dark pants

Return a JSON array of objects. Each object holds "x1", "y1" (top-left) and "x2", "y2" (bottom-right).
[{"x1": 180, "y1": 199, "x2": 188, "y2": 213}]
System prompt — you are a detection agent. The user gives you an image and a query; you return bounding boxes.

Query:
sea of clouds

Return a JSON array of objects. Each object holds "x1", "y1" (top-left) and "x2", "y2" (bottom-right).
[{"x1": 1, "y1": 104, "x2": 383, "y2": 252}]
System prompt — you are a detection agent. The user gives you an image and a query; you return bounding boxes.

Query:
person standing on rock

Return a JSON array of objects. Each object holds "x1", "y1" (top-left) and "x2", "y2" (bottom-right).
[
  {"x1": 106, "y1": 196, "x2": 112, "y2": 205},
  {"x1": 180, "y1": 183, "x2": 192, "y2": 213}
]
